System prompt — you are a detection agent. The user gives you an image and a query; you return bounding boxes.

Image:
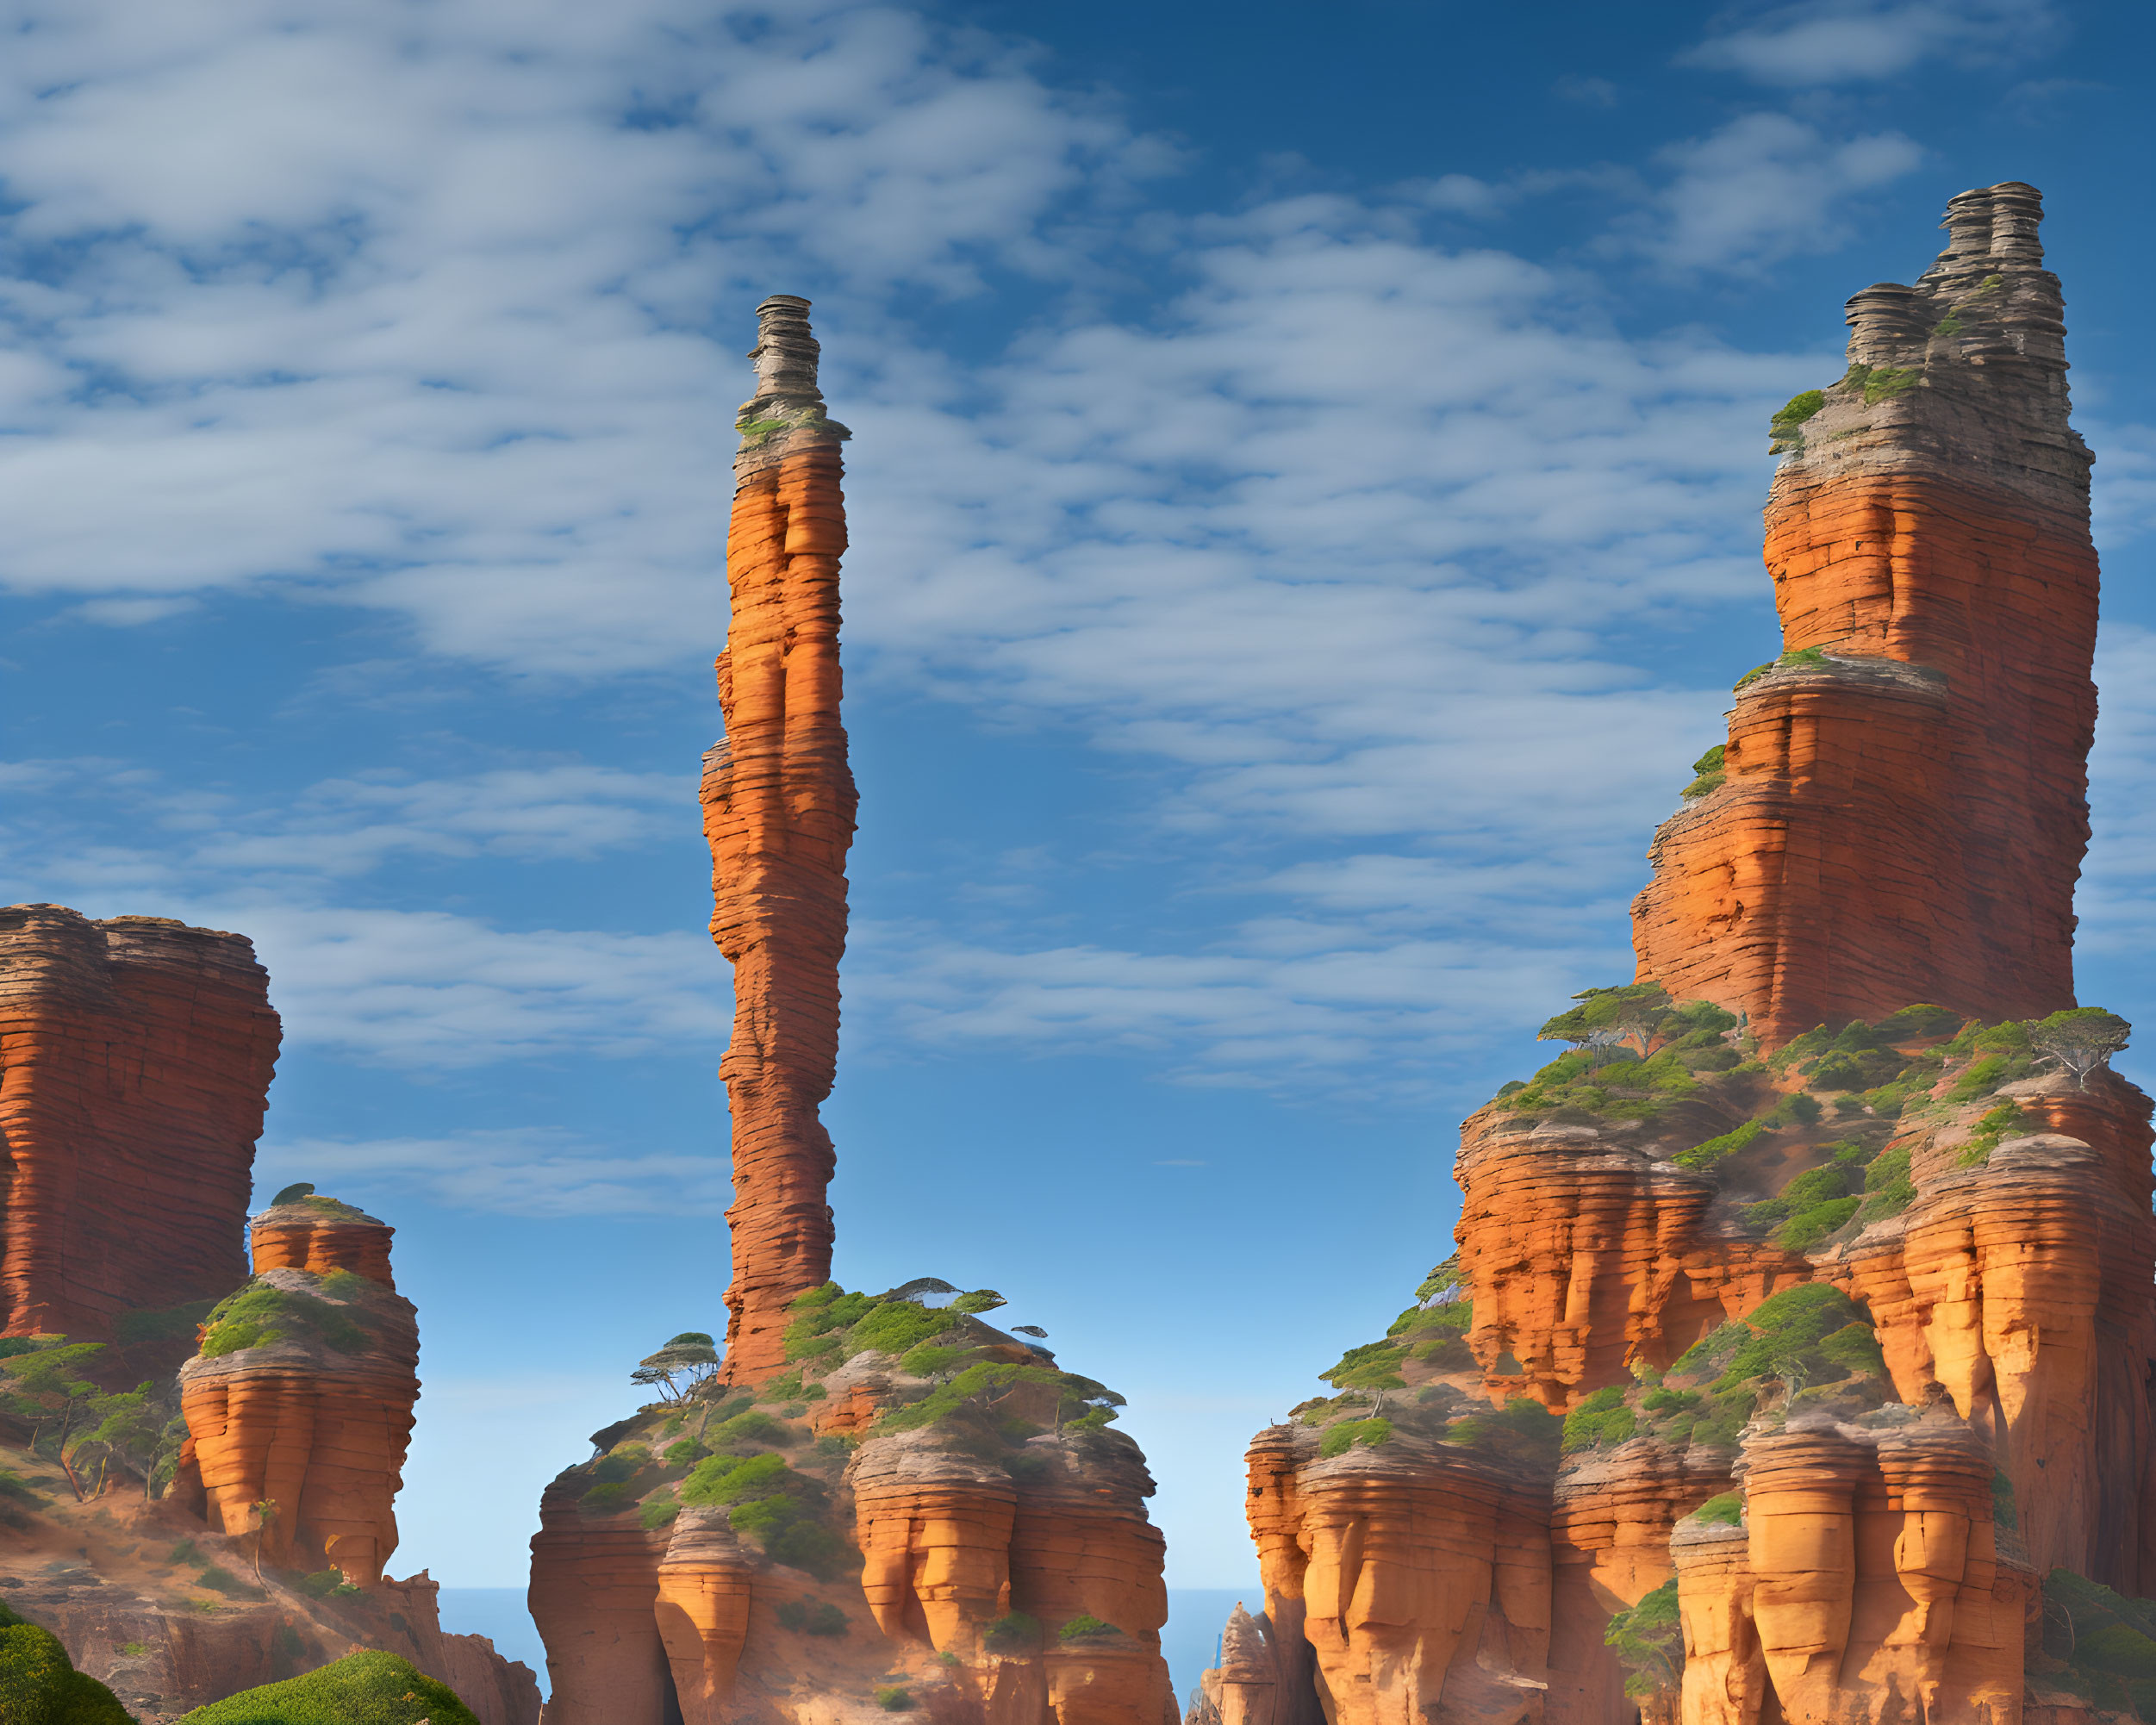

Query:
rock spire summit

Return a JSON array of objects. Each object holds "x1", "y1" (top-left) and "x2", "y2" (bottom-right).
[
  {"x1": 1633, "y1": 181, "x2": 2098, "y2": 1045},
  {"x1": 703, "y1": 295, "x2": 858, "y2": 1379}
]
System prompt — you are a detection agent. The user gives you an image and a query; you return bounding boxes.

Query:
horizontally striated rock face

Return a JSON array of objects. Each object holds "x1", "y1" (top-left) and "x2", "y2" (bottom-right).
[
  {"x1": 1201, "y1": 184, "x2": 2156, "y2": 1725},
  {"x1": 703, "y1": 295, "x2": 858, "y2": 1381},
  {"x1": 173, "y1": 1198, "x2": 420, "y2": 1587},
  {"x1": 0, "y1": 903, "x2": 280, "y2": 1339},
  {"x1": 1634, "y1": 183, "x2": 2095, "y2": 1045}
]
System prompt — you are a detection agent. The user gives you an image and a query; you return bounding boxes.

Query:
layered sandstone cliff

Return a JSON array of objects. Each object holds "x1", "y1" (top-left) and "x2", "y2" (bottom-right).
[
  {"x1": 172, "y1": 1196, "x2": 419, "y2": 1587},
  {"x1": 531, "y1": 1283, "x2": 1172, "y2": 1725},
  {"x1": 1634, "y1": 182, "x2": 2095, "y2": 1044},
  {"x1": 1200, "y1": 184, "x2": 2156, "y2": 1725},
  {"x1": 702, "y1": 295, "x2": 858, "y2": 1381},
  {"x1": 0, "y1": 903, "x2": 281, "y2": 1341}
]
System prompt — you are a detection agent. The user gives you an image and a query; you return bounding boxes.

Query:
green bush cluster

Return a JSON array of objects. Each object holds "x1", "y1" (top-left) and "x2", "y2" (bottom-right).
[
  {"x1": 1858, "y1": 1148, "x2": 1915, "y2": 1221},
  {"x1": 1956, "y1": 1100, "x2": 2036, "y2": 1168},
  {"x1": 1681, "y1": 744, "x2": 1727, "y2": 800},
  {"x1": 199, "y1": 1283, "x2": 366, "y2": 1360},
  {"x1": 677, "y1": 1452, "x2": 850, "y2": 1578},
  {"x1": 1318, "y1": 1417, "x2": 1393, "y2": 1459},
  {"x1": 1692, "y1": 1493, "x2": 1743, "y2": 1527},
  {"x1": 1444, "y1": 1398, "x2": 1561, "y2": 1465},
  {"x1": 1858, "y1": 364, "x2": 1922, "y2": 404},
  {"x1": 1674, "y1": 1119, "x2": 1762, "y2": 1172},
  {"x1": 0, "y1": 1604, "x2": 134, "y2": 1724},
  {"x1": 874, "y1": 1361, "x2": 1123, "y2": 1441},
  {"x1": 784, "y1": 1282, "x2": 965, "y2": 1372},
  {"x1": 2040, "y1": 1569, "x2": 2156, "y2": 1717},
  {"x1": 1733, "y1": 645, "x2": 1828, "y2": 691},
  {"x1": 1603, "y1": 1578, "x2": 1681, "y2": 1706},
  {"x1": 874, "y1": 1685, "x2": 914, "y2": 1711},
  {"x1": 776, "y1": 1598, "x2": 849, "y2": 1637},
  {"x1": 1741, "y1": 1156, "x2": 1869, "y2": 1250},
  {"x1": 1669, "y1": 1286, "x2": 1885, "y2": 1439},
  {"x1": 1561, "y1": 1386, "x2": 1636, "y2": 1453},
  {"x1": 1768, "y1": 389, "x2": 1826, "y2": 453},
  {"x1": 984, "y1": 1611, "x2": 1040, "y2": 1653},
  {"x1": 177, "y1": 1649, "x2": 481, "y2": 1723}
]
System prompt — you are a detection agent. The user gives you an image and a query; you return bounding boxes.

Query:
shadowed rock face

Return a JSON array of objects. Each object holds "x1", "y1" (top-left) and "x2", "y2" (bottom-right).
[
  {"x1": 1634, "y1": 183, "x2": 2096, "y2": 1045},
  {"x1": 1201, "y1": 184, "x2": 2156, "y2": 1725},
  {"x1": 703, "y1": 295, "x2": 858, "y2": 1382},
  {"x1": 0, "y1": 903, "x2": 281, "y2": 1339}
]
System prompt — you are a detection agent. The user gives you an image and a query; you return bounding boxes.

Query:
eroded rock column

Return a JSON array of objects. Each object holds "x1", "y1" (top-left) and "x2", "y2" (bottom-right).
[{"x1": 703, "y1": 295, "x2": 857, "y2": 1380}]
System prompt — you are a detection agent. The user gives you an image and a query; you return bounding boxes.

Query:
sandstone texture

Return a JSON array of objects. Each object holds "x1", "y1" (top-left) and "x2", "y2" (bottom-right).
[
  {"x1": 1201, "y1": 184, "x2": 2156, "y2": 1724},
  {"x1": 531, "y1": 1284, "x2": 1175, "y2": 1725},
  {"x1": 1634, "y1": 184, "x2": 2096, "y2": 1044},
  {"x1": 0, "y1": 903, "x2": 280, "y2": 1341},
  {"x1": 173, "y1": 1199, "x2": 419, "y2": 1587},
  {"x1": 704, "y1": 296, "x2": 859, "y2": 1381}
]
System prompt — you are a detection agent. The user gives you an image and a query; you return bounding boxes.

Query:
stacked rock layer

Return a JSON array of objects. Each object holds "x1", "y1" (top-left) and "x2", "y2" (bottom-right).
[
  {"x1": 1198, "y1": 184, "x2": 2156, "y2": 1725},
  {"x1": 1634, "y1": 182, "x2": 2095, "y2": 1045},
  {"x1": 702, "y1": 294, "x2": 859, "y2": 1380},
  {"x1": 0, "y1": 903, "x2": 281, "y2": 1339}
]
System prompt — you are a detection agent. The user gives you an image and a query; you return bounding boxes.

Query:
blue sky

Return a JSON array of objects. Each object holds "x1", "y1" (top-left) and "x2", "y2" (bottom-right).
[{"x1": 3, "y1": 0, "x2": 2155, "y2": 1599}]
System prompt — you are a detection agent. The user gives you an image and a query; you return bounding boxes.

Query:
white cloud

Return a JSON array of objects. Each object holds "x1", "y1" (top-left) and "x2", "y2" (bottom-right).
[
  {"x1": 1684, "y1": 0, "x2": 2059, "y2": 86},
  {"x1": 1619, "y1": 113, "x2": 1923, "y2": 274},
  {"x1": 258, "y1": 1130, "x2": 731, "y2": 1216}
]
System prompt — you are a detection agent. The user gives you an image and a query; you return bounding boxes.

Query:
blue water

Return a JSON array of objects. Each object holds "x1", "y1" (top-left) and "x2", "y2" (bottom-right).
[{"x1": 436, "y1": 1585, "x2": 1256, "y2": 1708}]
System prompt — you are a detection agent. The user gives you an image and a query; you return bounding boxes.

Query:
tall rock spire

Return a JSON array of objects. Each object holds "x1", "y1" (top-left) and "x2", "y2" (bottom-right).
[
  {"x1": 1632, "y1": 182, "x2": 2097, "y2": 1044},
  {"x1": 702, "y1": 296, "x2": 857, "y2": 1379}
]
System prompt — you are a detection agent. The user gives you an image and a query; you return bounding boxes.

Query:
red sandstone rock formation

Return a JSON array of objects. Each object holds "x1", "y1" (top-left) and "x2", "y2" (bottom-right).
[
  {"x1": 0, "y1": 903, "x2": 280, "y2": 1340},
  {"x1": 173, "y1": 1199, "x2": 419, "y2": 1587},
  {"x1": 1203, "y1": 184, "x2": 2156, "y2": 1725},
  {"x1": 1634, "y1": 183, "x2": 2096, "y2": 1045},
  {"x1": 703, "y1": 295, "x2": 858, "y2": 1383}
]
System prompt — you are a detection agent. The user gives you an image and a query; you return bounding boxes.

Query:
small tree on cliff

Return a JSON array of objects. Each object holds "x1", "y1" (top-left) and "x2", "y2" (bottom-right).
[
  {"x1": 1538, "y1": 984, "x2": 1672, "y2": 1057},
  {"x1": 632, "y1": 1332, "x2": 720, "y2": 1402},
  {"x1": 251, "y1": 1498, "x2": 280, "y2": 1581},
  {"x1": 2030, "y1": 1007, "x2": 2131, "y2": 1090},
  {"x1": 0, "y1": 1342, "x2": 108, "y2": 1499},
  {"x1": 1604, "y1": 1579, "x2": 1682, "y2": 1723}
]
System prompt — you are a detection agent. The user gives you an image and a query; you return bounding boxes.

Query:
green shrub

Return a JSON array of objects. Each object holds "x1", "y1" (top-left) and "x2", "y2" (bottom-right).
[
  {"x1": 874, "y1": 1687, "x2": 914, "y2": 1712},
  {"x1": 776, "y1": 1599, "x2": 850, "y2": 1636},
  {"x1": 1958, "y1": 1101, "x2": 2034, "y2": 1168},
  {"x1": 1861, "y1": 365, "x2": 1921, "y2": 405},
  {"x1": 1768, "y1": 390, "x2": 1826, "y2": 452},
  {"x1": 1446, "y1": 1398, "x2": 1561, "y2": 1464},
  {"x1": 1058, "y1": 1615, "x2": 1122, "y2": 1641},
  {"x1": 847, "y1": 1301, "x2": 957, "y2": 1360},
  {"x1": 297, "y1": 1569, "x2": 345, "y2": 1598},
  {"x1": 1318, "y1": 1417, "x2": 1393, "y2": 1459},
  {"x1": 175, "y1": 1648, "x2": 480, "y2": 1722},
  {"x1": 681, "y1": 1452, "x2": 788, "y2": 1508},
  {"x1": 1858, "y1": 1148, "x2": 1915, "y2": 1220},
  {"x1": 639, "y1": 1491, "x2": 680, "y2": 1530},
  {"x1": 1640, "y1": 1388, "x2": 1699, "y2": 1417},
  {"x1": 1561, "y1": 1386, "x2": 1636, "y2": 1452},
  {"x1": 664, "y1": 1438, "x2": 707, "y2": 1468},
  {"x1": 1692, "y1": 1493, "x2": 1743, "y2": 1526},
  {"x1": 198, "y1": 1283, "x2": 366, "y2": 1359},
  {"x1": 709, "y1": 1412, "x2": 794, "y2": 1450},
  {"x1": 1817, "y1": 1323, "x2": 1885, "y2": 1377},
  {"x1": 591, "y1": 1445, "x2": 651, "y2": 1484},
  {"x1": 196, "y1": 1566, "x2": 262, "y2": 1599},
  {"x1": 0, "y1": 1620, "x2": 134, "y2": 1724},
  {"x1": 1675, "y1": 1119, "x2": 1762, "y2": 1172},
  {"x1": 1321, "y1": 1341, "x2": 1409, "y2": 1392},
  {"x1": 1682, "y1": 745, "x2": 1727, "y2": 800},
  {"x1": 1945, "y1": 1055, "x2": 2008, "y2": 1103},
  {"x1": 984, "y1": 1611, "x2": 1040, "y2": 1653},
  {"x1": 899, "y1": 1344, "x2": 971, "y2": 1379},
  {"x1": 1765, "y1": 1091, "x2": 1823, "y2": 1126},
  {"x1": 1778, "y1": 1197, "x2": 1860, "y2": 1253},
  {"x1": 950, "y1": 1290, "x2": 1006, "y2": 1314},
  {"x1": 1603, "y1": 1579, "x2": 1681, "y2": 1705},
  {"x1": 582, "y1": 1482, "x2": 633, "y2": 1512}
]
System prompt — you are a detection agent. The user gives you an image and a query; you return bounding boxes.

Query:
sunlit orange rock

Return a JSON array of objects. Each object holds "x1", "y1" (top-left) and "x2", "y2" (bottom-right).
[
  {"x1": 1455, "y1": 1115, "x2": 1808, "y2": 1411},
  {"x1": 1634, "y1": 184, "x2": 2097, "y2": 1044},
  {"x1": 703, "y1": 296, "x2": 858, "y2": 1381},
  {"x1": 653, "y1": 1508, "x2": 757, "y2": 1723},
  {"x1": 0, "y1": 903, "x2": 280, "y2": 1339},
  {"x1": 174, "y1": 1201, "x2": 418, "y2": 1586},
  {"x1": 851, "y1": 1425, "x2": 1175, "y2": 1725},
  {"x1": 1825, "y1": 1108, "x2": 2156, "y2": 1590},
  {"x1": 250, "y1": 1194, "x2": 397, "y2": 1288},
  {"x1": 1239, "y1": 1420, "x2": 1554, "y2": 1725}
]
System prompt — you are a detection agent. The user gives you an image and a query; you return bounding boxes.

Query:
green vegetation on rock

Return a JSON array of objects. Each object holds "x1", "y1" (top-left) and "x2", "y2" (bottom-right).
[
  {"x1": 1681, "y1": 744, "x2": 1727, "y2": 800},
  {"x1": 0, "y1": 1606, "x2": 134, "y2": 1724},
  {"x1": 1692, "y1": 1493, "x2": 1743, "y2": 1526},
  {"x1": 2039, "y1": 1569, "x2": 2156, "y2": 1718},
  {"x1": 1561, "y1": 1386, "x2": 1636, "y2": 1453},
  {"x1": 198, "y1": 1284, "x2": 365, "y2": 1360},
  {"x1": 1603, "y1": 1578, "x2": 1682, "y2": 1707},
  {"x1": 1318, "y1": 1417, "x2": 1393, "y2": 1458},
  {"x1": 177, "y1": 1650, "x2": 480, "y2": 1724}
]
